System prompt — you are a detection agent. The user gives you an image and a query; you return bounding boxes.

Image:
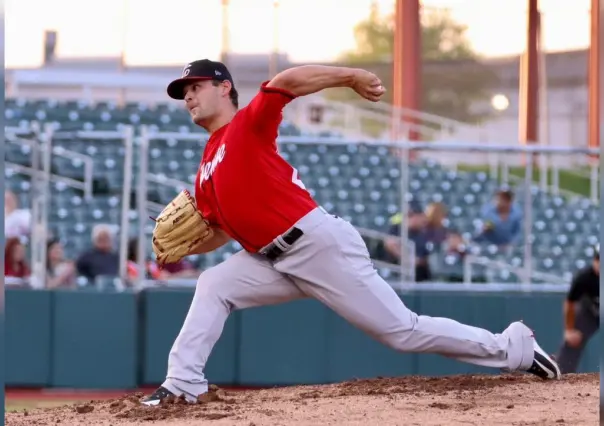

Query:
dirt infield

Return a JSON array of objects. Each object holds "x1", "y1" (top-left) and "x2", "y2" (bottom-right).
[{"x1": 6, "y1": 373, "x2": 599, "y2": 426}]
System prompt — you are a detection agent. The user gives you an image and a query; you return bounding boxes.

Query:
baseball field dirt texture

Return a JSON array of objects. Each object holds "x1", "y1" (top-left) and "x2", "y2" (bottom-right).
[{"x1": 5, "y1": 373, "x2": 598, "y2": 426}]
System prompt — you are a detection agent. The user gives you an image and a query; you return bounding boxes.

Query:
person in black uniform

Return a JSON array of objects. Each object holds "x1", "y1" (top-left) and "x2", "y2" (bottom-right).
[{"x1": 556, "y1": 244, "x2": 600, "y2": 374}]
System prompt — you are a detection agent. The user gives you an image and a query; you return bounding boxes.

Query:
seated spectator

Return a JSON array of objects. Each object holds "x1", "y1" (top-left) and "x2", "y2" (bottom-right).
[
  {"x1": 5, "y1": 190, "x2": 31, "y2": 239},
  {"x1": 76, "y1": 224, "x2": 120, "y2": 282},
  {"x1": 126, "y1": 238, "x2": 161, "y2": 283},
  {"x1": 46, "y1": 239, "x2": 77, "y2": 289},
  {"x1": 444, "y1": 232, "x2": 468, "y2": 257},
  {"x1": 160, "y1": 261, "x2": 199, "y2": 279},
  {"x1": 126, "y1": 239, "x2": 199, "y2": 284},
  {"x1": 423, "y1": 202, "x2": 450, "y2": 248},
  {"x1": 5, "y1": 237, "x2": 31, "y2": 286},
  {"x1": 384, "y1": 201, "x2": 432, "y2": 282},
  {"x1": 474, "y1": 187, "x2": 522, "y2": 248},
  {"x1": 440, "y1": 231, "x2": 469, "y2": 282}
]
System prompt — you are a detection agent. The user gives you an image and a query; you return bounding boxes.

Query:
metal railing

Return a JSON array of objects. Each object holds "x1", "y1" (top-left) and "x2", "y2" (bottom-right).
[
  {"x1": 31, "y1": 127, "x2": 137, "y2": 286},
  {"x1": 475, "y1": 154, "x2": 600, "y2": 203},
  {"x1": 5, "y1": 162, "x2": 93, "y2": 200},
  {"x1": 50, "y1": 146, "x2": 94, "y2": 199},
  {"x1": 462, "y1": 254, "x2": 568, "y2": 289},
  {"x1": 392, "y1": 140, "x2": 598, "y2": 287},
  {"x1": 355, "y1": 226, "x2": 416, "y2": 283},
  {"x1": 27, "y1": 125, "x2": 53, "y2": 291},
  {"x1": 118, "y1": 127, "x2": 136, "y2": 284},
  {"x1": 357, "y1": 100, "x2": 478, "y2": 140},
  {"x1": 5, "y1": 143, "x2": 94, "y2": 200},
  {"x1": 130, "y1": 133, "x2": 601, "y2": 290},
  {"x1": 146, "y1": 174, "x2": 193, "y2": 192},
  {"x1": 6, "y1": 125, "x2": 136, "y2": 288},
  {"x1": 133, "y1": 125, "x2": 195, "y2": 284},
  {"x1": 286, "y1": 96, "x2": 480, "y2": 142},
  {"x1": 7, "y1": 126, "x2": 102, "y2": 200}
]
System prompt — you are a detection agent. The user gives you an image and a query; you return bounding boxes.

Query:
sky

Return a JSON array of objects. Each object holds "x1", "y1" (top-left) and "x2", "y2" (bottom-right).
[{"x1": 5, "y1": 0, "x2": 593, "y2": 68}]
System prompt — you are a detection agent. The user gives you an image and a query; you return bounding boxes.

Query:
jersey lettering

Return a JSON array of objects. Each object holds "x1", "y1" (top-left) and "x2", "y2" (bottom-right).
[
  {"x1": 291, "y1": 167, "x2": 307, "y2": 190},
  {"x1": 200, "y1": 144, "x2": 226, "y2": 185}
]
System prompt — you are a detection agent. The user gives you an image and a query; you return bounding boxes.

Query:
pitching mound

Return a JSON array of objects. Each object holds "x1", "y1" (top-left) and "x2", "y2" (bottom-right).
[{"x1": 6, "y1": 373, "x2": 598, "y2": 426}]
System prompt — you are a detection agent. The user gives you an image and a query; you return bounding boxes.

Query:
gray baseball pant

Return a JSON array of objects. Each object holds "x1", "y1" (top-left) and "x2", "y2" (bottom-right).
[{"x1": 162, "y1": 207, "x2": 535, "y2": 401}]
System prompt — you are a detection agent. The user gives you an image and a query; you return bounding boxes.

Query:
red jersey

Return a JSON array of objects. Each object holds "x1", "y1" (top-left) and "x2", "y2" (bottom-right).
[{"x1": 194, "y1": 81, "x2": 318, "y2": 252}]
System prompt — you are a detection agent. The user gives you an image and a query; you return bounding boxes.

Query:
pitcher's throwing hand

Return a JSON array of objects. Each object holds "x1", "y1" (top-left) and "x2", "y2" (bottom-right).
[{"x1": 351, "y1": 69, "x2": 386, "y2": 102}]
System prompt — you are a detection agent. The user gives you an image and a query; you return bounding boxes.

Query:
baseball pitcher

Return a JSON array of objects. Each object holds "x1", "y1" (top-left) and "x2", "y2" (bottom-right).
[{"x1": 142, "y1": 59, "x2": 561, "y2": 406}]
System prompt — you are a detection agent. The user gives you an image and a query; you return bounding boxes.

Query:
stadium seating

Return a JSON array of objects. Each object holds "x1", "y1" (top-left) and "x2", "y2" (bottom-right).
[
  {"x1": 4, "y1": 99, "x2": 600, "y2": 284},
  {"x1": 5, "y1": 98, "x2": 304, "y2": 136}
]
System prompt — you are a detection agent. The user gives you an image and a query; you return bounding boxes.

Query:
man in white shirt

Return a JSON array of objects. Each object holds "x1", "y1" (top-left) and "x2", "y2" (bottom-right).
[{"x1": 5, "y1": 190, "x2": 31, "y2": 239}]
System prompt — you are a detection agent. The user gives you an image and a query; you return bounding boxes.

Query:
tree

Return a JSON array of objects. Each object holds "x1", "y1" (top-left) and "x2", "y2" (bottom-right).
[{"x1": 329, "y1": 5, "x2": 497, "y2": 125}]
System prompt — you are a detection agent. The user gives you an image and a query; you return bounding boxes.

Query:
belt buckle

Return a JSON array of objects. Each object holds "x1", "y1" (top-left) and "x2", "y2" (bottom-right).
[
  {"x1": 262, "y1": 230, "x2": 297, "y2": 261},
  {"x1": 263, "y1": 243, "x2": 283, "y2": 261}
]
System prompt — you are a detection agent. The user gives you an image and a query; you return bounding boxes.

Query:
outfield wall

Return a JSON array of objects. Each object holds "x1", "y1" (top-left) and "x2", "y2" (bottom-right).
[{"x1": 6, "y1": 288, "x2": 598, "y2": 389}]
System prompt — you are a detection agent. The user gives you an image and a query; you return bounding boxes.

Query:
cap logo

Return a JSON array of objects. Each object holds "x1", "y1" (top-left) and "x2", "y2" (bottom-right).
[
  {"x1": 182, "y1": 64, "x2": 192, "y2": 77},
  {"x1": 215, "y1": 70, "x2": 222, "y2": 76}
]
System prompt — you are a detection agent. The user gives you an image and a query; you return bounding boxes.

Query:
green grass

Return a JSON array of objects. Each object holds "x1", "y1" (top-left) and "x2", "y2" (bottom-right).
[{"x1": 457, "y1": 165, "x2": 592, "y2": 197}]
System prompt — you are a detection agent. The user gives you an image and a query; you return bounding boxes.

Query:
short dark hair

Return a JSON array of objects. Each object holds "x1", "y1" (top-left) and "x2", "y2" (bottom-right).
[
  {"x1": 47, "y1": 238, "x2": 61, "y2": 250},
  {"x1": 497, "y1": 189, "x2": 513, "y2": 202},
  {"x1": 211, "y1": 80, "x2": 239, "y2": 109}
]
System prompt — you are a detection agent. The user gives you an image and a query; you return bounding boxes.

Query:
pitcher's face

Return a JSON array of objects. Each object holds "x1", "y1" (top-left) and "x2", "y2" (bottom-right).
[{"x1": 183, "y1": 81, "x2": 226, "y2": 125}]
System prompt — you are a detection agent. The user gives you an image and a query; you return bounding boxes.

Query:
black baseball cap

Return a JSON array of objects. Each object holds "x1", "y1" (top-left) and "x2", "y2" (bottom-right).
[{"x1": 167, "y1": 59, "x2": 235, "y2": 100}]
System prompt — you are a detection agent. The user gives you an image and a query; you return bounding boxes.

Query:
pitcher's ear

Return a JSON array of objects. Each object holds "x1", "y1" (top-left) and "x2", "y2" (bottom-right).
[{"x1": 222, "y1": 80, "x2": 233, "y2": 97}]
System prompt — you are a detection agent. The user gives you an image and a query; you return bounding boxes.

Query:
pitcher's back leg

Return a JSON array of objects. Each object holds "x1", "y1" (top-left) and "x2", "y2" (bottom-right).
[
  {"x1": 162, "y1": 251, "x2": 305, "y2": 402},
  {"x1": 275, "y1": 216, "x2": 553, "y2": 376}
]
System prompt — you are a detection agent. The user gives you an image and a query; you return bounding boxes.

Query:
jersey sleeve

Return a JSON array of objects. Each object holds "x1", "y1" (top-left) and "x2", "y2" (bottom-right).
[{"x1": 240, "y1": 81, "x2": 297, "y2": 139}]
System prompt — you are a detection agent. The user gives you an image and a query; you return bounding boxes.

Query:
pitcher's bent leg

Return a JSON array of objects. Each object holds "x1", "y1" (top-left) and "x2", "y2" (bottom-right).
[
  {"x1": 162, "y1": 251, "x2": 304, "y2": 401},
  {"x1": 276, "y1": 216, "x2": 534, "y2": 372}
]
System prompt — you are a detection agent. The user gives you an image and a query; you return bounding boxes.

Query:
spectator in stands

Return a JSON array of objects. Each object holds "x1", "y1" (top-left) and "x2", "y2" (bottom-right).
[
  {"x1": 444, "y1": 232, "x2": 467, "y2": 256},
  {"x1": 159, "y1": 260, "x2": 200, "y2": 280},
  {"x1": 5, "y1": 237, "x2": 31, "y2": 285},
  {"x1": 423, "y1": 202, "x2": 450, "y2": 248},
  {"x1": 5, "y1": 190, "x2": 31, "y2": 239},
  {"x1": 126, "y1": 238, "x2": 161, "y2": 283},
  {"x1": 126, "y1": 239, "x2": 199, "y2": 284},
  {"x1": 440, "y1": 231, "x2": 469, "y2": 282},
  {"x1": 475, "y1": 187, "x2": 522, "y2": 248},
  {"x1": 75, "y1": 224, "x2": 120, "y2": 282},
  {"x1": 46, "y1": 239, "x2": 77, "y2": 289},
  {"x1": 384, "y1": 201, "x2": 432, "y2": 282}
]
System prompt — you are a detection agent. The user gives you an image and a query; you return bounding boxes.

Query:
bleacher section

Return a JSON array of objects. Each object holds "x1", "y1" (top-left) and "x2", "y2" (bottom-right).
[
  {"x1": 5, "y1": 99, "x2": 600, "y2": 284},
  {"x1": 5, "y1": 98, "x2": 303, "y2": 136}
]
